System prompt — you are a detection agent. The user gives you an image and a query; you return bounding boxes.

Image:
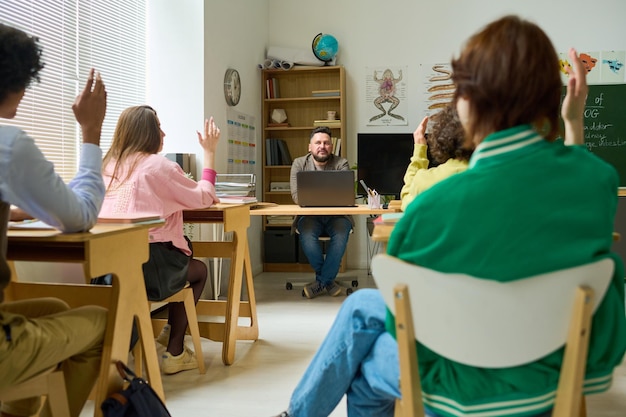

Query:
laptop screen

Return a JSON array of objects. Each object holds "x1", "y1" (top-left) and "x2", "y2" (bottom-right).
[{"x1": 296, "y1": 171, "x2": 356, "y2": 207}]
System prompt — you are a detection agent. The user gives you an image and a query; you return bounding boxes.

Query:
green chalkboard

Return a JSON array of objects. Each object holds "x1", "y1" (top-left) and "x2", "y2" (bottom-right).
[{"x1": 564, "y1": 84, "x2": 626, "y2": 187}]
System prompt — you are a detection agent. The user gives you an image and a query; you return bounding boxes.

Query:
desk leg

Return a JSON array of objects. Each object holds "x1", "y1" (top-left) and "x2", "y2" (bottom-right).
[
  {"x1": 222, "y1": 230, "x2": 247, "y2": 365},
  {"x1": 86, "y1": 232, "x2": 164, "y2": 417},
  {"x1": 243, "y1": 243, "x2": 258, "y2": 339}
]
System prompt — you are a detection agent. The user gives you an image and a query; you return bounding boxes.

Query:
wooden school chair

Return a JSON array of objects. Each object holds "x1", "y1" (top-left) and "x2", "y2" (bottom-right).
[
  {"x1": 371, "y1": 254, "x2": 614, "y2": 417},
  {"x1": 0, "y1": 366, "x2": 70, "y2": 417},
  {"x1": 134, "y1": 282, "x2": 206, "y2": 375}
]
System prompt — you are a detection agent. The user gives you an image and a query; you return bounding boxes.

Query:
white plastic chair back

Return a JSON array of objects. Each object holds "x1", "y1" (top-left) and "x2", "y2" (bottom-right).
[{"x1": 372, "y1": 254, "x2": 613, "y2": 368}]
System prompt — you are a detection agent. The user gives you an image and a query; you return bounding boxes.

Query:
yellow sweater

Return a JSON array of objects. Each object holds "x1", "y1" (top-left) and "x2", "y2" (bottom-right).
[{"x1": 399, "y1": 144, "x2": 468, "y2": 211}]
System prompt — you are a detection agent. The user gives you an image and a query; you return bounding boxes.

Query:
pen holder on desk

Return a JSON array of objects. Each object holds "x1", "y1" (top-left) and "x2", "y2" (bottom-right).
[{"x1": 368, "y1": 194, "x2": 382, "y2": 209}]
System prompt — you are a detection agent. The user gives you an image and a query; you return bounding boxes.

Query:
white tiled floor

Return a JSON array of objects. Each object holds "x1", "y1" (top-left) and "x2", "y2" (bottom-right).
[{"x1": 81, "y1": 270, "x2": 626, "y2": 417}]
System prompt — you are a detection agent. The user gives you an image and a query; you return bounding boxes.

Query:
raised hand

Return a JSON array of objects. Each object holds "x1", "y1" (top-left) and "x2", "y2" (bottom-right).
[
  {"x1": 72, "y1": 69, "x2": 107, "y2": 145},
  {"x1": 561, "y1": 48, "x2": 588, "y2": 145}
]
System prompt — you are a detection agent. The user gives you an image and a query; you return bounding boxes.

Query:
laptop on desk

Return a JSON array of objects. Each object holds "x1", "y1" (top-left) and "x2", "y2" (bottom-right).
[{"x1": 296, "y1": 170, "x2": 356, "y2": 207}]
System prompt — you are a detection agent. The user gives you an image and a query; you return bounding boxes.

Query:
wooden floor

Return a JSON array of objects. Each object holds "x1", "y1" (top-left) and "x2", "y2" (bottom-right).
[{"x1": 80, "y1": 269, "x2": 626, "y2": 417}]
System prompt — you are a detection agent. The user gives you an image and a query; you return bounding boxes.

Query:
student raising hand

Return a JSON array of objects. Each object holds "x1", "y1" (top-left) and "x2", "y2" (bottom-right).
[{"x1": 561, "y1": 47, "x2": 588, "y2": 146}]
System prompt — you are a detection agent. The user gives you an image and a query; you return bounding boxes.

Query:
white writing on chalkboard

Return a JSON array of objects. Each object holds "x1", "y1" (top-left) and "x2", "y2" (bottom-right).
[{"x1": 583, "y1": 90, "x2": 625, "y2": 150}]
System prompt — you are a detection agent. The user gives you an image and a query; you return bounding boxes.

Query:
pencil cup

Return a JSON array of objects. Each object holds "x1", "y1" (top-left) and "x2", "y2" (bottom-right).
[{"x1": 368, "y1": 194, "x2": 381, "y2": 209}]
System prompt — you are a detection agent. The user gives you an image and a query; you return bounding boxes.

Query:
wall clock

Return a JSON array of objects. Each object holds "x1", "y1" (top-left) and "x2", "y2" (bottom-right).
[{"x1": 224, "y1": 68, "x2": 241, "y2": 106}]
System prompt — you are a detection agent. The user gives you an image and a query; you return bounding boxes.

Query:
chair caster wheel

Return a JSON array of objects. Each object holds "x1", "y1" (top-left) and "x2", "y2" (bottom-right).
[
  {"x1": 346, "y1": 288, "x2": 354, "y2": 295},
  {"x1": 286, "y1": 282, "x2": 293, "y2": 290},
  {"x1": 351, "y1": 280, "x2": 359, "y2": 287}
]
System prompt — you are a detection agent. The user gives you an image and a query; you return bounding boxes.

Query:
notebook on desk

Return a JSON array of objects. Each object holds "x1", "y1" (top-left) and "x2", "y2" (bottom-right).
[{"x1": 296, "y1": 170, "x2": 356, "y2": 207}]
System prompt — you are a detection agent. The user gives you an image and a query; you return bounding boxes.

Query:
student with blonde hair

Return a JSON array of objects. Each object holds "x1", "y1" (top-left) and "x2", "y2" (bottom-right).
[{"x1": 100, "y1": 106, "x2": 220, "y2": 374}]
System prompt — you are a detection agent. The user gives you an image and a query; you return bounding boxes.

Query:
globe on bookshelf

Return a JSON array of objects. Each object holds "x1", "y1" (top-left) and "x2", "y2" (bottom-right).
[{"x1": 312, "y1": 33, "x2": 338, "y2": 62}]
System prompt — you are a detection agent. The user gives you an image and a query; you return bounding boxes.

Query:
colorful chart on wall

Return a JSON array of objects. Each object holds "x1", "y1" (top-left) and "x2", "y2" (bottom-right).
[{"x1": 226, "y1": 109, "x2": 256, "y2": 174}]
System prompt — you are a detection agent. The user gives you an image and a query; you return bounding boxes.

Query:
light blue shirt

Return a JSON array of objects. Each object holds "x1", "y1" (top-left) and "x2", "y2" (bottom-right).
[{"x1": 0, "y1": 126, "x2": 104, "y2": 232}]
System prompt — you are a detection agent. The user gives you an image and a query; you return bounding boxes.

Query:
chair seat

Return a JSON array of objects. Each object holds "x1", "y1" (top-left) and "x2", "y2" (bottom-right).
[{"x1": 0, "y1": 367, "x2": 70, "y2": 417}]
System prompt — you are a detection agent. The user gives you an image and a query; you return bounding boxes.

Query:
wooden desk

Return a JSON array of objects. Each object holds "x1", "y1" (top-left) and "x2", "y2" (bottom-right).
[
  {"x1": 251, "y1": 204, "x2": 398, "y2": 273},
  {"x1": 249, "y1": 204, "x2": 391, "y2": 216},
  {"x1": 372, "y1": 222, "x2": 622, "y2": 245},
  {"x1": 5, "y1": 223, "x2": 163, "y2": 417},
  {"x1": 180, "y1": 203, "x2": 257, "y2": 365}
]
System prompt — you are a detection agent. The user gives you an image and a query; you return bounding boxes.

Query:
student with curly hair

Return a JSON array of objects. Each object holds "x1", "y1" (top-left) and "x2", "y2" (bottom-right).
[{"x1": 400, "y1": 105, "x2": 472, "y2": 211}]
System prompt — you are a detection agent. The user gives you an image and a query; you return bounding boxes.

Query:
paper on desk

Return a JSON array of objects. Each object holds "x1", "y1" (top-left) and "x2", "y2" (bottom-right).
[{"x1": 8, "y1": 220, "x2": 57, "y2": 230}]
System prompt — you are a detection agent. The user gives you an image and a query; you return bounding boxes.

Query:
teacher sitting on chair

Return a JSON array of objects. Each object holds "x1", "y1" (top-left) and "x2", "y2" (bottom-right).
[{"x1": 289, "y1": 126, "x2": 353, "y2": 299}]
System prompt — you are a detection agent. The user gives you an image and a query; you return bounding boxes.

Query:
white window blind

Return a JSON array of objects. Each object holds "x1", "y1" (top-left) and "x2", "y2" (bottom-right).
[{"x1": 0, "y1": 0, "x2": 146, "y2": 181}]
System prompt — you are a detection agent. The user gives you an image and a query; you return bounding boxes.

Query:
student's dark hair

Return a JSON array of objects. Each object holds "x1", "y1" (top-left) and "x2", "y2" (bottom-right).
[
  {"x1": 0, "y1": 23, "x2": 45, "y2": 102},
  {"x1": 310, "y1": 126, "x2": 332, "y2": 140},
  {"x1": 451, "y1": 15, "x2": 562, "y2": 143},
  {"x1": 427, "y1": 105, "x2": 473, "y2": 163}
]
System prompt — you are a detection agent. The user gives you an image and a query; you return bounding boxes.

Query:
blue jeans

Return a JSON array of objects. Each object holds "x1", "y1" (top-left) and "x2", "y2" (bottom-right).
[
  {"x1": 288, "y1": 289, "x2": 399, "y2": 417},
  {"x1": 287, "y1": 289, "x2": 554, "y2": 417},
  {"x1": 297, "y1": 216, "x2": 352, "y2": 286}
]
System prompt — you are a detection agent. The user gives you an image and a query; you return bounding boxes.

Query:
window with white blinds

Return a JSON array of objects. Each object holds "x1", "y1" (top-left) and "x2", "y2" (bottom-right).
[{"x1": 0, "y1": 0, "x2": 147, "y2": 181}]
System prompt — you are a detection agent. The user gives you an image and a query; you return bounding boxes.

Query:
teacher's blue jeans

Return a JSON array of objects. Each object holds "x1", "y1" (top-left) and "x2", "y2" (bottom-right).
[
  {"x1": 286, "y1": 289, "x2": 554, "y2": 417},
  {"x1": 297, "y1": 215, "x2": 352, "y2": 286}
]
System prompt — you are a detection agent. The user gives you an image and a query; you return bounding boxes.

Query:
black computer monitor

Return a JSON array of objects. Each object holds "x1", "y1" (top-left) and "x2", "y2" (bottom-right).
[{"x1": 357, "y1": 133, "x2": 416, "y2": 199}]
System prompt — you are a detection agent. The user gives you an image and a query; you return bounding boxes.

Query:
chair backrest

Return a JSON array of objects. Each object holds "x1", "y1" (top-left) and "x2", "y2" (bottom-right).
[{"x1": 371, "y1": 254, "x2": 614, "y2": 368}]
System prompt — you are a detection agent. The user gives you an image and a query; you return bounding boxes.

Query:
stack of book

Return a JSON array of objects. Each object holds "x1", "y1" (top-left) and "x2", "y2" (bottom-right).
[
  {"x1": 265, "y1": 138, "x2": 292, "y2": 165},
  {"x1": 218, "y1": 196, "x2": 258, "y2": 204},
  {"x1": 313, "y1": 119, "x2": 341, "y2": 128},
  {"x1": 311, "y1": 89, "x2": 340, "y2": 97},
  {"x1": 215, "y1": 174, "x2": 256, "y2": 200}
]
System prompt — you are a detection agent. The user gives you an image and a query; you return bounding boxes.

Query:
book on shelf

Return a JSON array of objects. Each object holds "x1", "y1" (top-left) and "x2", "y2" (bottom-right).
[
  {"x1": 266, "y1": 215, "x2": 295, "y2": 225},
  {"x1": 311, "y1": 89, "x2": 340, "y2": 97},
  {"x1": 333, "y1": 138, "x2": 342, "y2": 156},
  {"x1": 276, "y1": 139, "x2": 292, "y2": 165},
  {"x1": 266, "y1": 77, "x2": 280, "y2": 99},
  {"x1": 265, "y1": 138, "x2": 281, "y2": 165},
  {"x1": 313, "y1": 119, "x2": 341, "y2": 128},
  {"x1": 265, "y1": 138, "x2": 292, "y2": 165},
  {"x1": 270, "y1": 181, "x2": 290, "y2": 191},
  {"x1": 272, "y1": 77, "x2": 280, "y2": 98}
]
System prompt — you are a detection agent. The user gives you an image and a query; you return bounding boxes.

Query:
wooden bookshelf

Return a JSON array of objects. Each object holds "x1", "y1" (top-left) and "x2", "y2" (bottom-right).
[{"x1": 261, "y1": 66, "x2": 347, "y2": 272}]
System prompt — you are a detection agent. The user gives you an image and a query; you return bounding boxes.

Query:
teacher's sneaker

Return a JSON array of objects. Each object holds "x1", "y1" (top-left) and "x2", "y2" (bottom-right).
[
  {"x1": 303, "y1": 281, "x2": 326, "y2": 299},
  {"x1": 325, "y1": 282, "x2": 342, "y2": 297},
  {"x1": 161, "y1": 346, "x2": 198, "y2": 374}
]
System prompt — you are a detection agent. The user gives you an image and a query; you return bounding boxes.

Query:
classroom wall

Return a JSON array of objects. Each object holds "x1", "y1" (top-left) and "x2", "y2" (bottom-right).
[
  {"x1": 266, "y1": 0, "x2": 626, "y2": 269},
  {"x1": 148, "y1": 0, "x2": 269, "y2": 275},
  {"x1": 142, "y1": 0, "x2": 626, "y2": 273}
]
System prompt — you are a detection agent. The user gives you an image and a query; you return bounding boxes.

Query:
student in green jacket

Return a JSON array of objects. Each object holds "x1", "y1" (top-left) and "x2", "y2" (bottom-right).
[{"x1": 272, "y1": 15, "x2": 625, "y2": 417}]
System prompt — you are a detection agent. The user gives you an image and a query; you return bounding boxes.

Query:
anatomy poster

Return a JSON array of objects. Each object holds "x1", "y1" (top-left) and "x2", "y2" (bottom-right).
[
  {"x1": 366, "y1": 66, "x2": 408, "y2": 126},
  {"x1": 226, "y1": 109, "x2": 256, "y2": 174},
  {"x1": 422, "y1": 63, "x2": 454, "y2": 117}
]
